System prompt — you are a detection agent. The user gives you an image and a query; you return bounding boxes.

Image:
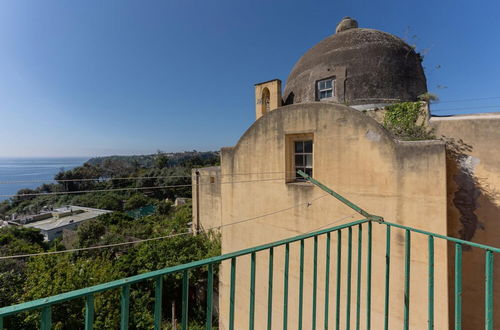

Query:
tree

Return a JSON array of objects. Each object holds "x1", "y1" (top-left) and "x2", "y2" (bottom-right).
[
  {"x1": 21, "y1": 255, "x2": 126, "y2": 329},
  {"x1": 124, "y1": 194, "x2": 153, "y2": 211}
]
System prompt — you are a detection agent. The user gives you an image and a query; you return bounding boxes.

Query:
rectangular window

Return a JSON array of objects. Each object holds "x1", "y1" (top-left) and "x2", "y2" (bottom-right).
[
  {"x1": 294, "y1": 140, "x2": 313, "y2": 180},
  {"x1": 317, "y1": 78, "x2": 335, "y2": 100},
  {"x1": 286, "y1": 133, "x2": 314, "y2": 183}
]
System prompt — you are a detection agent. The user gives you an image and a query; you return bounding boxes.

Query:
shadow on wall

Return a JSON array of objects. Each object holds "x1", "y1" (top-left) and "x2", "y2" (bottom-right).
[{"x1": 444, "y1": 136, "x2": 500, "y2": 329}]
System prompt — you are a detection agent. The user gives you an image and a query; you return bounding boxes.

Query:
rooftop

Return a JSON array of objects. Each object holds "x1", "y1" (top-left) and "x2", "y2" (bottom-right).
[{"x1": 24, "y1": 206, "x2": 111, "y2": 231}]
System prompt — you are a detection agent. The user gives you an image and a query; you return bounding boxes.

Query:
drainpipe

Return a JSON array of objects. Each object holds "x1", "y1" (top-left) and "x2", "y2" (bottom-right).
[{"x1": 195, "y1": 170, "x2": 200, "y2": 234}]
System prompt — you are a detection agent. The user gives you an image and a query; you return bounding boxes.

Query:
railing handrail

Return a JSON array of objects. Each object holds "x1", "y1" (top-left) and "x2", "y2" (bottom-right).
[
  {"x1": 2, "y1": 217, "x2": 499, "y2": 329},
  {"x1": 0, "y1": 218, "x2": 370, "y2": 317},
  {"x1": 378, "y1": 219, "x2": 500, "y2": 253}
]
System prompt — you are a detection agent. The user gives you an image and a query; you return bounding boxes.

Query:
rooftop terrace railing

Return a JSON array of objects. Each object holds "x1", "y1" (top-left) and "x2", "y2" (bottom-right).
[
  {"x1": 0, "y1": 217, "x2": 498, "y2": 329},
  {"x1": 1, "y1": 171, "x2": 498, "y2": 329}
]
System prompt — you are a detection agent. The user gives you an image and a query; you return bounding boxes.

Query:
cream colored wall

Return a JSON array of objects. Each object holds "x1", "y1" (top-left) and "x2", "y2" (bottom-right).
[
  {"x1": 214, "y1": 103, "x2": 448, "y2": 329},
  {"x1": 255, "y1": 80, "x2": 282, "y2": 120},
  {"x1": 431, "y1": 113, "x2": 500, "y2": 330},
  {"x1": 191, "y1": 167, "x2": 222, "y2": 233}
]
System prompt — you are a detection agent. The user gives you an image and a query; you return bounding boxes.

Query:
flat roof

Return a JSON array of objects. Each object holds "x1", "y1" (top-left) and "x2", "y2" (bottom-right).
[
  {"x1": 430, "y1": 112, "x2": 500, "y2": 121},
  {"x1": 24, "y1": 206, "x2": 111, "y2": 231}
]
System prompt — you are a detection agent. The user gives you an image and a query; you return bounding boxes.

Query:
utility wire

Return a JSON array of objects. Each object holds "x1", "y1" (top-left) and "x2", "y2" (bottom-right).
[
  {"x1": 0, "y1": 177, "x2": 286, "y2": 198},
  {"x1": 0, "y1": 193, "x2": 340, "y2": 260},
  {"x1": 0, "y1": 171, "x2": 290, "y2": 185}
]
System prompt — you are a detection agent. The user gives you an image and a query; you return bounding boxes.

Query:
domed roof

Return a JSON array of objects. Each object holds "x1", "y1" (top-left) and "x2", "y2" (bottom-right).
[{"x1": 283, "y1": 18, "x2": 427, "y2": 106}]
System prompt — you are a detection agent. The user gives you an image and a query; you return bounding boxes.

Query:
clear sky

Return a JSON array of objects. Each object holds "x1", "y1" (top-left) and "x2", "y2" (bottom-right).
[{"x1": 0, "y1": 0, "x2": 499, "y2": 157}]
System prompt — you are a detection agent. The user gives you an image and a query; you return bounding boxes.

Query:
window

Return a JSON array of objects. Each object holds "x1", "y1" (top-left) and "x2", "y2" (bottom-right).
[
  {"x1": 317, "y1": 78, "x2": 335, "y2": 100},
  {"x1": 286, "y1": 133, "x2": 314, "y2": 183},
  {"x1": 294, "y1": 140, "x2": 313, "y2": 181}
]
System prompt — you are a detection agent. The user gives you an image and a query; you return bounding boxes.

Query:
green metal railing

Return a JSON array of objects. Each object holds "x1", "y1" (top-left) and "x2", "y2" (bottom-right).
[
  {"x1": 1, "y1": 218, "x2": 497, "y2": 329},
  {"x1": 1, "y1": 172, "x2": 498, "y2": 329}
]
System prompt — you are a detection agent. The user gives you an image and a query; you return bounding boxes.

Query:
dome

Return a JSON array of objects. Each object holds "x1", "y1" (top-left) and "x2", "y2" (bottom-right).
[{"x1": 283, "y1": 19, "x2": 427, "y2": 106}]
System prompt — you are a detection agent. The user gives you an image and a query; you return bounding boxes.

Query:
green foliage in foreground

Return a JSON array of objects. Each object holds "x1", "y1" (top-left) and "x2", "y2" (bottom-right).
[
  {"x1": 0, "y1": 205, "x2": 221, "y2": 329},
  {"x1": 383, "y1": 101, "x2": 435, "y2": 141}
]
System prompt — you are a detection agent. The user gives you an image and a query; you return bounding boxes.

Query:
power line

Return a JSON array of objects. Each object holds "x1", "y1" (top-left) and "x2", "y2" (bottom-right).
[
  {"x1": 0, "y1": 171, "x2": 289, "y2": 185},
  {"x1": 0, "y1": 175, "x2": 192, "y2": 184},
  {"x1": 0, "y1": 193, "x2": 345, "y2": 260},
  {"x1": 0, "y1": 177, "x2": 285, "y2": 198}
]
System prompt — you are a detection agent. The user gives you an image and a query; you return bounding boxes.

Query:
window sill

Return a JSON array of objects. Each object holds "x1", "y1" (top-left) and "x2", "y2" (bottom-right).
[{"x1": 286, "y1": 181, "x2": 315, "y2": 187}]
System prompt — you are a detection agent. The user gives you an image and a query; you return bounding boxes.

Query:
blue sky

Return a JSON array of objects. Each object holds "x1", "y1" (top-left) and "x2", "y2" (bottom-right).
[{"x1": 0, "y1": 0, "x2": 499, "y2": 157}]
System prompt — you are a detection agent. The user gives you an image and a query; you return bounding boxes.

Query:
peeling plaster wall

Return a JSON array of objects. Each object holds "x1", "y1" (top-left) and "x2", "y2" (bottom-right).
[
  {"x1": 214, "y1": 103, "x2": 448, "y2": 330},
  {"x1": 431, "y1": 114, "x2": 500, "y2": 329}
]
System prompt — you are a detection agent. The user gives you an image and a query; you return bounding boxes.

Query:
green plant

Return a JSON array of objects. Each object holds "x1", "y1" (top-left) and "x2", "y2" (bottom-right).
[
  {"x1": 418, "y1": 92, "x2": 439, "y2": 103},
  {"x1": 383, "y1": 101, "x2": 435, "y2": 140}
]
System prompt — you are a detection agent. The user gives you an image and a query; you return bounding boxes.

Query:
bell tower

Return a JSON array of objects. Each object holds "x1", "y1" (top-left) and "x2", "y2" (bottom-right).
[{"x1": 255, "y1": 79, "x2": 282, "y2": 120}]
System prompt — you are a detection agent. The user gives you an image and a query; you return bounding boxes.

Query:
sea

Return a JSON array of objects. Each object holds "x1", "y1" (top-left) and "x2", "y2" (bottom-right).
[{"x1": 0, "y1": 157, "x2": 89, "y2": 201}]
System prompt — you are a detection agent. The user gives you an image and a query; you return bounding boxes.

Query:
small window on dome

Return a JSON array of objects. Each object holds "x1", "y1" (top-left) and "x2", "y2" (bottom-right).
[{"x1": 317, "y1": 78, "x2": 335, "y2": 100}]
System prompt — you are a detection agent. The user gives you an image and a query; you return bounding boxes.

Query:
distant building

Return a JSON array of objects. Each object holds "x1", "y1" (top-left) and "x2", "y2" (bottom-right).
[{"x1": 24, "y1": 206, "x2": 111, "y2": 241}]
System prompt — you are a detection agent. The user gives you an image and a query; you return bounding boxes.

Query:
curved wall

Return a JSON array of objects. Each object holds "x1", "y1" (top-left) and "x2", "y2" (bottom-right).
[{"x1": 217, "y1": 103, "x2": 448, "y2": 329}]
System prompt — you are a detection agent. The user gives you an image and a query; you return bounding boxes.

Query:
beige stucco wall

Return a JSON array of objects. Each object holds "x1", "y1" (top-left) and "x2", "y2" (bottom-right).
[
  {"x1": 191, "y1": 167, "x2": 222, "y2": 232},
  {"x1": 431, "y1": 113, "x2": 500, "y2": 329},
  {"x1": 212, "y1": 103, "x2": 448, "y2": 329}
]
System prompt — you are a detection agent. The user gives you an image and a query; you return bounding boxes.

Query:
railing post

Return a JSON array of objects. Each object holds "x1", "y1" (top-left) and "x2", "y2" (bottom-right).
[
  {"x1": 356, "y1": 224, "x2": 363, "y2": 330},
  {"x1": 485, "y1": 250, "x2": 494, "y2": 330},
  {"x1": 40, "y1": 306, "x2": 51, "y2": 330},
  {"x1": 121, "y1": 284, "x2": 130, "y2": 330},
  {"x1": 324, "y1": 232, "x2": 331, "y2": 330},
  {"x1": 299, "y1": 239, "x2": 305, "y2": 330},
  {"x1": 181, "y1": 270, "x2": 189, "y2": 330},
  {"x1": 249, "y1": 252, "x2": 256, "y2": 330},
  {"x1": 404, "y1": 230, "x2": 411, "y2": 330},
  {"x1": 154, "y1": 276, "x2": 163, "y2": 330},
  {"x1": 366, "y1": 221, "x2": 372, "y2": 330},
  {"x1": 229, "y1": 258, "x2": 236, "y2": 330},
  {"x1": 428, "y1": 236, "x2": 434, "y2": 330},
  {"x1": 346, "y1": 226, "x2": 353, "y2": 330},
  {"x1": 336, "y1": 230, "x2": 342, "y2": 330},
  {"x1": 384, "y1": 226, "x2": 391, "y2": 330},
  {"x1": 85, "y1": 294, "x2": 94, "y2": 330},
  {"x1": 455, "y1": 243, "x2": 462, "y2": 330},
  {"x1": 206, "y1": 264, "x2": 214, "y2": 330},
  {"x1": 267, "y1": 248, "x2": 274, "y2": 330},
  {"x1": 283, "y1": 243, "x2": 290, "y2": 330},
  {"x1": 312, "y1": 235, "x2": 318, "y2": 330}
]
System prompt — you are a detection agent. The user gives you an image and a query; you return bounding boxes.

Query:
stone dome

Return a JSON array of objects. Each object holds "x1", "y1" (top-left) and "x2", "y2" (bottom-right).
[{"x1": 283, "y1": 18, "x2": 427, "y2": 107}]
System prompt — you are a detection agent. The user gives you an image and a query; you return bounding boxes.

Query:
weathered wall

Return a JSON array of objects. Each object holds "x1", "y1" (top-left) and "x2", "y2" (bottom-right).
[
  {"x1": 431, "y1": 113, "x2": 500, "y2": 329},
  {"x1": 191, "y1": 167, "x2": 222, "y2": 232},
  {"x1": 214, "y1": 103, "x2": 448, "y2": 329}
]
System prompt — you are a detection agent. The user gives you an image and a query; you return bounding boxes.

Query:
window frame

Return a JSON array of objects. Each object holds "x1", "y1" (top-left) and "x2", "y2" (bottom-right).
[
  {"x1": 317, "y1": 77, "x2": 335, "y2": 100},
  {"x1": 294, "y1": 140, "x2": 313, "y2": 181},
  {"x1": 285, "y1": 133, "x2": 314, "y2": 183}
]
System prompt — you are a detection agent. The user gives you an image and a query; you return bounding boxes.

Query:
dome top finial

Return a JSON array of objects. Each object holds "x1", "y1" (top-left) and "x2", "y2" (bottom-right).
[{"x1": 335, "y1": 17, "x2": 358, "y2": 33}]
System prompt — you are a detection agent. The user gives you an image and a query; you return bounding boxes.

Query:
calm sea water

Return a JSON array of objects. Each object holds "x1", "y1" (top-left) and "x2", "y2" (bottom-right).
[{"x1": 0, "y1": 157, "x2": 88, "y2": 201}]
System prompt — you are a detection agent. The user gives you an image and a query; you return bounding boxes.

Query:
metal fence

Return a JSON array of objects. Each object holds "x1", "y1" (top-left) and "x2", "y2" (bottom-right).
[{"x1": 0, "y1": 217, "x2": 498, "y2": 329}]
